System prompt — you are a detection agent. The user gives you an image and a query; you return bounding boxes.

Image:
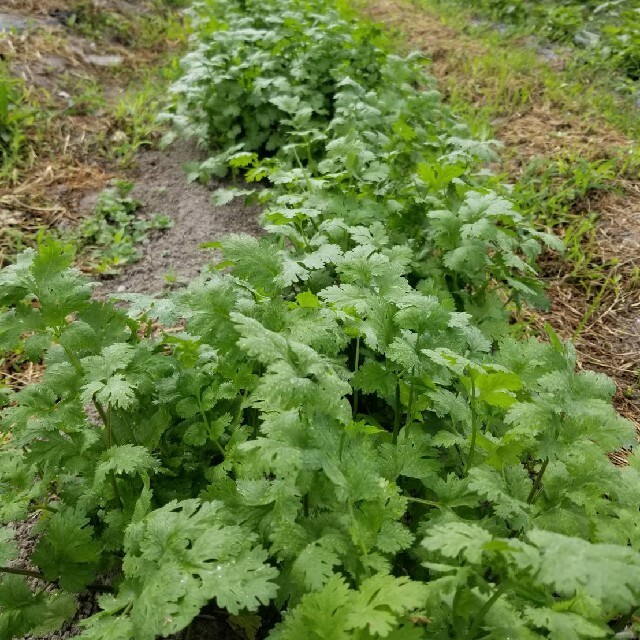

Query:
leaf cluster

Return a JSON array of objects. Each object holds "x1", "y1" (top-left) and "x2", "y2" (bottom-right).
[{"x1": 1, "y1": 0, "x2": 639, "y2": 639}]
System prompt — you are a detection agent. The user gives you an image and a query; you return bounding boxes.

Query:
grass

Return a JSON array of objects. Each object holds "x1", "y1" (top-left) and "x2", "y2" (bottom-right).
[
  {"x1": 0, "y1": 63, "x2": 34, "y2": 179},
  {"x1": 416, "y1": 0, "x2": 640, "y2": 141},
  {"x1": 0, "y1": 0, "x2": 191, "y2": 265}
]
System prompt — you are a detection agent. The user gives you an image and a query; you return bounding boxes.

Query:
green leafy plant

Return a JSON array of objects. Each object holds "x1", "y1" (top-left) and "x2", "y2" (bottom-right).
[{"x1": 1, "y1": 0, "x2": 639, "y2": 638}]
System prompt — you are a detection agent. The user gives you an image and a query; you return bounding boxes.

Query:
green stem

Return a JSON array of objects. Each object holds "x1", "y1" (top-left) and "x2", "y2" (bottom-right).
[
  {"x1": 106, "y1": 403, "x2": 112, "y2": 448},
  {"x1": 110, "y1": 474, "x2": 124, "y2": 511},
  {"x1": 298, "y1": 223, "x2": 312, "y2": 251},
  {"x1": 61, "y1": 343, "x2": 84, "y2": 375},
  {"x1": 353, "y1": 335, "x2": 360, "y2": 418},
  {"x1": 404, "y1": 366, "x2": 415, "y2": 434},
  {"x1": 465, "y1": 584, "x2": 509, "y2": 640},
  {"x1": 404, "y1": 333, "x2": 422, "y2": 435},
  {"x1": 32, "y1": 502, "x2": 56, "y2": 514},
  {"x1": 465, "y1": 375, "x2": 478, "y2": 474},
  {"x1": 234, "y1": 389, "x2": 247, "y2": 429},
  {"x1": 0, "y1": 567, "x2": 113, "y2": 593},
  {"x1": 392, "y1": 382, "x2": 401, "y2": 445},
  {"x1": 0, "y1": 566, "x2": 45, "y2": 580},
  {"x1": 406, "y1": 496, "x2": 440, "y2": 508},
  {"x1": 527, "y1": 457, "x2": 549, "y2": 504},
  {"x1": 198, "y1": 396, "x2": 226, "y2": 458},
  {"x1": 61, "y1": 342, "x2": 113, "y2": 446}
]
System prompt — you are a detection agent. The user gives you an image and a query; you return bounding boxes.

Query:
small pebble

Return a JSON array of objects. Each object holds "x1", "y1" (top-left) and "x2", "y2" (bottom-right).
[{"x1": 84, "y1": 54, "x2": 124, "y2": 67}]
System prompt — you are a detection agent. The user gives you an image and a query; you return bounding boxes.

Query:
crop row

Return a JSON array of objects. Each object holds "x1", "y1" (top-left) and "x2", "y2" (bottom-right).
[{"x1": 1, "y1": 0, "x2": 639, "y2": 638}]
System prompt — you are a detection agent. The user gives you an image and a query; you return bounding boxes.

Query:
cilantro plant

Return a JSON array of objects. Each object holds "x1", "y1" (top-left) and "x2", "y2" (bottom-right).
[{"x1": 1, "y1": 0, "x2": 640, "y2": 638}]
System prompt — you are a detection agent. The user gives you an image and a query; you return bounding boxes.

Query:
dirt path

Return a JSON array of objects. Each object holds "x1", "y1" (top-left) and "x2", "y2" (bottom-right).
[
  {"x1": 364, "y1": 0, "x2": 640, "y2": 430},
  {"x1": 0, "y1": 1, "x2": 262, "y2": 390},
  {"x1": 97, "y1": 142, "x2": 261, "y2": 297}
]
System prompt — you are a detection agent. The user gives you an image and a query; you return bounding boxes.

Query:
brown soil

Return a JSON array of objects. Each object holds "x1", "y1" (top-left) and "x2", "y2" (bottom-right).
[
  {"x1": 98, "y1": 142, "x2": 262, "y2": 296},
  {"x1": 0, "y1": 0, "x2": 186, "y2": 264},
  {"x1": 364, "y1": 0, "x2": 640, "y2": 429}
]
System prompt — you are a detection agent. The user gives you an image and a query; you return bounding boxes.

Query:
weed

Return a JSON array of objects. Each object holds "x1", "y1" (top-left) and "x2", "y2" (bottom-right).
[
  {"x1": 74, "y1": 180, "x2": 172, "y2": 274},
  {"x1": 0, "y1": 64, "x2": 33, "y2": 177}
]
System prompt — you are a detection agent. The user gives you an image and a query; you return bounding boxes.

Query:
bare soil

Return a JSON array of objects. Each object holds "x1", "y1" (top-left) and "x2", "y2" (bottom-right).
[{"x1": 98, "y1": 142, "x2": 262, "y2": 297}]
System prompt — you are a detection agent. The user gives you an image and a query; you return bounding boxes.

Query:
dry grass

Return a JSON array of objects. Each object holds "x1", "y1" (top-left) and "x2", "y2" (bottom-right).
[{"x1": 0, "y1": 0, "x2": 187, "y2": 387}]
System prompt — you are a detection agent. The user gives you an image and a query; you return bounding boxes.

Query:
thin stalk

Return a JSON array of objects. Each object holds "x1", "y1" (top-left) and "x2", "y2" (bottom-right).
[
  {"x1": 392, "y1": 382, "x2": 401, "y2": 445},
  {"x1": 92, "y1": 397, "x2": 110, "y2": 438},
  {"x1": 292, "y1": 146, "x2": 313, "y2": 192},
  {"x1": 110, "y1": 473, "x2": 124, "y2": 511},
  {"x1": 404, "y1": 366, "x2": 416, "y2": 434},
  {"x1": 296, "y1": 221, "x2": 312, "y2": 251},
  {"x1": 100, "y1": 401, "x2": 122, "y2": 509},
  {"x1": 0, "y1": 567, "x2": 113, "y2": 593},
  {"x1": 233, "y1": 389, "x2": 247, "y2": 429},
  {"x1": 61, "y1": 343, "x2": 84, "y2": 376},
  {"x1": 63, "y1": 342, "x2": 122, "y2": 506},
  {"x1": 353, "y1": 335, "x2": 360, "y2": 418},
  {"x1": 465, "y1": 584, "x2": 509, "y2": 640},
  {"x1": 0, "y1": 566, "x2": 45, "y2": 580},
  {"x1": 464, "y1": 375, "x2": 478, "y2": 474},
  {"x1": 61, "y1": 342, "x2": 112, "y2": 442},
  {"x1": 406, "y1": 496, "x2": 440, "y2": 508},
  {"x1": 198, "y1": 396, "x2": 226, "y2": 458},
  {"x1": 106, "y1": 403, "x2": 112, "y2": 448},
  {"x1": 306, "y1": 141, "x2": 315, "y2": 176},
  {"x1": 527, "y1": 457, "x2": 549, "y2": 504}
]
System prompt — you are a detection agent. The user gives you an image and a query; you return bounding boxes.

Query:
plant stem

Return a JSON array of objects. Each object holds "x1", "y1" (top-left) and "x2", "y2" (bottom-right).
[
  {"x1": 198, "y1": 395, "x2": 226, "y2": 457},
  {"x1": 61, "y1": 342, "x2": 113, "y2": 445},
  {"x1": 465, "y1": 375, "x2": 478, "y2": 474},
  {"x1": 92, "y1": 396, "x2": 112, "y2": 441},
  {"x1": 353, "y1": 335, "x2": 360, "y2": 418},
  {"x1": 392, "y1": 382, "x2": 401, "y2": 444},
  {"x1": 61, "y1": 342, "x2": 84, "y2": 376},
  {"x1": 406, "y1": 496, "x2": 440, "y2": 508},
  {"x1": 527, "y1": 457, "x2": 549, "y2": 504},
  {"x1": 404, "y1": 366, "x2": 415, "y2": 434},
  {"x1": 465, "y1": 584, "x2": 508, "y2": 640},
  {"x1": 110, "y1": 474, "x2": 124, "y2": 510},
  {"x1": 0, "y1": 566, "x2": 45, "y2": 580},
  {"x1": 0, "y1": 567, "x2": 113, "y2": 593}
]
